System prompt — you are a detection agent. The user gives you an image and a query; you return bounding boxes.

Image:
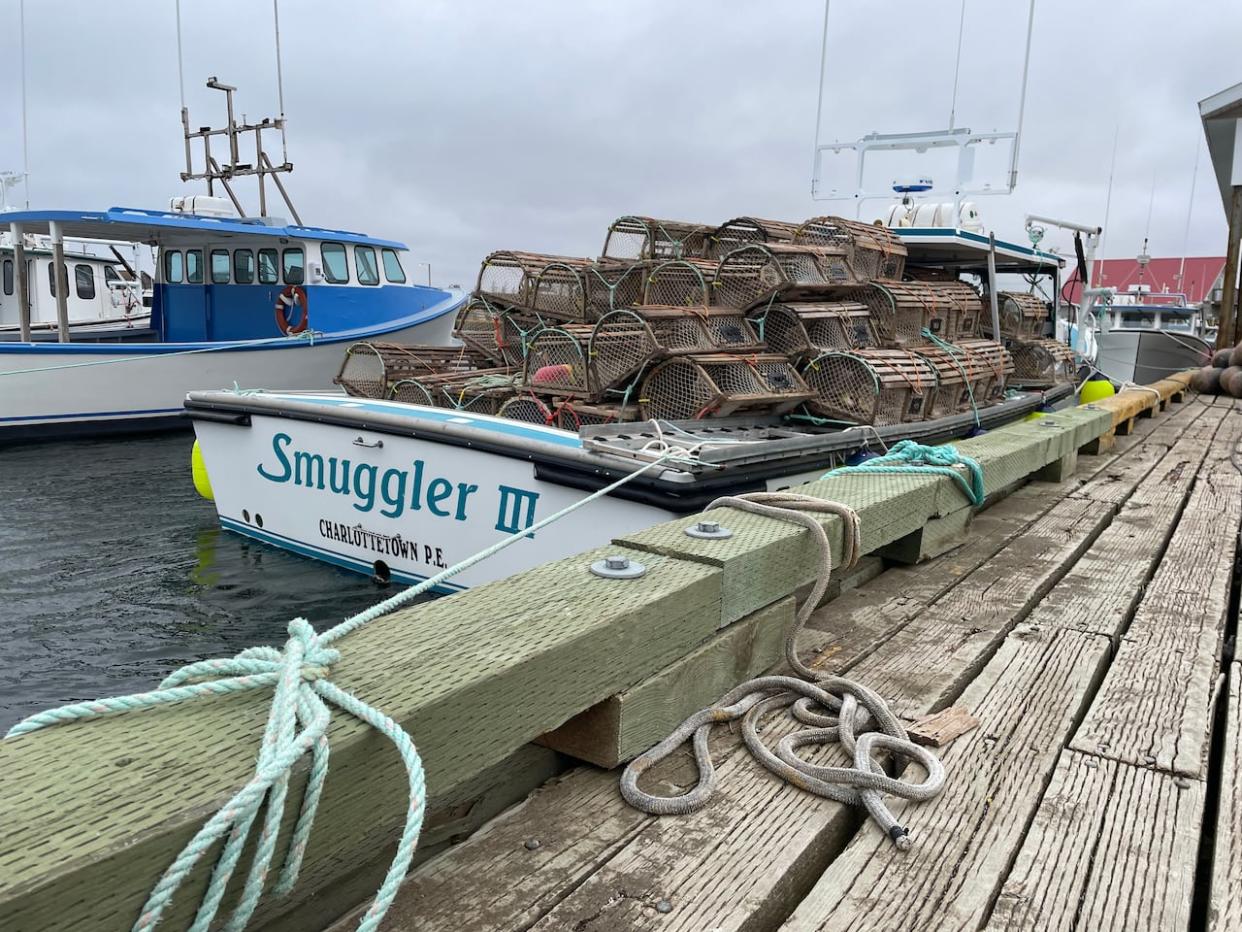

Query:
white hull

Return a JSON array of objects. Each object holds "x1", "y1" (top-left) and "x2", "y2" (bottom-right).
[
  {"x1": 0, "y1": 312, "x2": 455, "y2": 442},
  {"x1": 193, "y1": 411, "x2": 671, "y2": 592}
]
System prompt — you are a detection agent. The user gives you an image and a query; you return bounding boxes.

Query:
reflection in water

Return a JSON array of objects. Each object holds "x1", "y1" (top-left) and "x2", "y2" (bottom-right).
[{"x1": 0, "y1": 433, "x2": 418, "y2": 731}]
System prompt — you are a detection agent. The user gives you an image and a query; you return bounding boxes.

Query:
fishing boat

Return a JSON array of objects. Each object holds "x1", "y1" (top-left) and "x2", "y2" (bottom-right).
[
  {"x1": 188, "y1": 215, "x2": 1074, "y2": 592},
  {"x1": 1089, "y1": 286, "x2": 1213, "y2": 384},
  {"x1": 0, "y1": 77, "x2": 461, "y2": 444}
]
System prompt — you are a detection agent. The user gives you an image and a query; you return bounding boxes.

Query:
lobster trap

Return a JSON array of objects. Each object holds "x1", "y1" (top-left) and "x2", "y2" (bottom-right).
[
  {"x1": 602, "y1": 216, "x2": 710, "y2": 261},
  {"x1": 389, "y1": 369, "x2": 517, "y2": 414},
  {"x1": 642, "y1": 258, "x2": 720, "y2": 308},
  {"x1": 590, "y1": 306, "x2": 764, "y2": 385},
  {"x1": 986, "y1": 291, "x2": 1049, "y2": 340},
  {"x1": 751, "y1": 301, "x2": 879, "y2": 359},
  {"x1": 553, "y1": 399, "x2": 641, "y2": 430},
  {"x1": 709, "y1": 216, "x2": 801, "y2": 257},
  {"x1": 713, "y1": 244, "x2": 840, "y2": 309},
  {"x1": 452, "y1": 297, "x2": 543, "y2": 365},
  {"x1": 952, "y1": 338, "x2": 1015, "y2": 404},
  {"x1": 335, "y1": 343, "x2": 491, "y2": 399},
  {"x1": 476, "y1": 251, "x2": 645, "y2": 321},
  {"x1": 639, "y1": 353, "x2": 812, "y2": 420},
  {"x1": 800, "y1": 349, "x2": 938, "y2": 425},
  {"x1": 792, "y1": 216, "x2": 907, "y2": 283},
  {"x1": 1008, "y1": 338, "x2": 1077, "y2": 388},
  {"x1": 911, "y1": 346, "x2": 974, "y2": 419},
  {"x1": 841, "y1": 280, "x2": 984, "y2": 347},
  {"x1": 497, "y1": 394, "x2": 556, "y2": 425},
  {"x1": 520, "y1": 324, "x2": 597, "y2": 396}
]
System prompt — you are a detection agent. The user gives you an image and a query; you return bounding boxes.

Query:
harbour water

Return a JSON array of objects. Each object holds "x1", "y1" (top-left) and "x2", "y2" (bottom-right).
[{"x1": 0, "y1": 433, "x2": 409, "y2": 732}]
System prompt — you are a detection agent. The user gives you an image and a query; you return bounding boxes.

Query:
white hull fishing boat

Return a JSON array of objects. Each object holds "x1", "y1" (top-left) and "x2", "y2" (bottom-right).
[
  {"x1": 190, "y1": 218, "x2": 1075, "y2": 593},
  {"x1": 0, "y1": 79, "x2": 460, "y2": 444}
]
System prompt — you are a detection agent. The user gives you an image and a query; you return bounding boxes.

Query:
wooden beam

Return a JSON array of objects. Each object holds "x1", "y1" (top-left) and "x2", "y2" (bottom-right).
[
  {"x1": 48, "y1": 219, "x2": 69, "y2": 343},
  {"x1": 9, "y1": 222, "x2": 29, "y2": 342},
  {"x1": 1216, "y1": 184, "x2": 1242, "y2": 350}
]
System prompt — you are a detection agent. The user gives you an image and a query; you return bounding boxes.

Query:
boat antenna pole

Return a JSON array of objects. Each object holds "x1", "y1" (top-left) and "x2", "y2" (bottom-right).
[
  {"x1": 1007, "y1": 0, "x2": 1037, "y2": 192},
  {"x1": 1097, "y1": 124, "x2": 1120, "y2": 287},
  {"x1": 19, "y1": 0, "x2": 30, "y2": 208},
  {"x1": 273, "y1": 0, "x2": 288, "y2": 165},
  {"x1": 948, "y1": 0, "x2": 966, "y2": 131},
  {"x1": 176, "y1": 0, "x2": 194, "y2": 191},
  {"x1": 1177, "y1": 141, "x2": 1201, "y2": 294},
  {"x1": 810, "y1": 0, "x2": 831, "y2": 200},
  {"x1": 1139, "y1": 176, "x2": 1156, "y2": 287}
]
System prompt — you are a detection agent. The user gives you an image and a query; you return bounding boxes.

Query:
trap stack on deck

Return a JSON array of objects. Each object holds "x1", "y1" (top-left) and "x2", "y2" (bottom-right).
[
  {"x1": 334, "y1": 343, "x2": 507, "y2": 402},
  {"x1": 984, "y1": 291, "x2": 1074, "y2": 390}
]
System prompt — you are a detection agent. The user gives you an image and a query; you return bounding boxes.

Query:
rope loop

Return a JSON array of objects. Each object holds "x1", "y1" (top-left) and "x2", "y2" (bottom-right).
[{"x1": 827, "y1": 438, "x2": 984, "y2": 507}]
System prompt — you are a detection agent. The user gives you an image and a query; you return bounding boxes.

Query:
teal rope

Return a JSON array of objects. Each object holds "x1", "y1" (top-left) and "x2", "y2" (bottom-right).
[
  {"x1": 920, "y1": 328, "x2": 981, "y2": 427},
  {"x1": 5, "y1": 451, "x2": 679, "y2": 932},
  {"x1": 826, "y1": 439, "x2": 984, "y2": 506}
]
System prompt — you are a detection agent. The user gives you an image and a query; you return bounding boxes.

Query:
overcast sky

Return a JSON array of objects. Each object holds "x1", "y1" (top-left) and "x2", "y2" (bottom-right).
[{"x1": 1, "y1": 0, "x2": 1238, "y2": 290}]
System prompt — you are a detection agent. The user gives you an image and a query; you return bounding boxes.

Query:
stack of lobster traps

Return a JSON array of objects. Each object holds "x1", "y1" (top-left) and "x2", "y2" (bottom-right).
[
  {"x1": 334, "y1": 343, "x2": 518, "y2": 415},
  {"x1": 983, "y1": 291, "x2": 1074, "y2": 390}
]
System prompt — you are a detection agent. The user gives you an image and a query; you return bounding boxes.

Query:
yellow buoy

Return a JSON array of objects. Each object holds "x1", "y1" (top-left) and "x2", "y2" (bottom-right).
[
  {"x1": 1024, "y1": 411, "x2": 1046, "y2": 421},
  {"x1": 1079, "y1": 378, "x2": 1117, "y2": 405},
  {"x1": 191, "y1": 439, "x2": 214, "y2": 501}
]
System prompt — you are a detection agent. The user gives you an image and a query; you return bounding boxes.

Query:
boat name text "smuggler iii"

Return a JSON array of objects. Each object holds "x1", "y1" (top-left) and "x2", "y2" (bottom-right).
[{"x1": 255, "y1": 432, "x2": 538, "y2": 531}]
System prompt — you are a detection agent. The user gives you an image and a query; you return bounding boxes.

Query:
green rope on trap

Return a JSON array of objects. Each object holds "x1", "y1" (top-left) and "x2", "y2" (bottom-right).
[
  {"x1": 826, "y1": 439, "x2": 985, "y2": 506},
  {"x1": 4, "y1": 450, "x2": 680, "y2": 931},
  {"x1": 920, "y1": 327, "x2": 981, "y2": 427}
]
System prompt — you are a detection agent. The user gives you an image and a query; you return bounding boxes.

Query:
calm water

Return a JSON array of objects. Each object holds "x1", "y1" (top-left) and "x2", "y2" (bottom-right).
[{"x1": 0, "y1": 432, "x2": 409, "y2": 732}]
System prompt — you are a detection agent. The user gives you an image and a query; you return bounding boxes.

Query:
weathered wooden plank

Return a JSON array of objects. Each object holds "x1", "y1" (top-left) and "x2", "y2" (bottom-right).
[
  {"x1": 1210, "y1": 663, "x2": 1242, "y2": 931},
  {"x1": 781, "y1": 625, "x2": 1110, "y2": 931},
  {"x1": 0, "y1": 543, "x2": 724, "y2": 931},
  {"x1": 987, "y1": 751, "x2": 1204, "y2": 932},
  {"x1": 538, "y1": 597, "x2": 796, "y2": 767},
  {"x1": 908, "y1": 704, "x2": 979, "y2": 747}
]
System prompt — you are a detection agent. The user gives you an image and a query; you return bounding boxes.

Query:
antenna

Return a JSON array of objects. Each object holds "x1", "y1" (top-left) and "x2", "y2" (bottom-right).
[
  {"x1": 948, "y1": 0, "x2": 966, "y2": 131},
  {"x1": 809, "y1": 0, "x2": 831, "y2": 193},
  {"x1": 1177, "y1": 141, "x2": 1201, "y2": 292},
  {"x1": 273, "y1": 0, "x2": 289, "y2": 164},
  {"x1": 19, "y1": 0, "x2": 30, "y2": 208},
  {"x1": 1097, "y1": 125, "x2": 1120, "y2": 285}
]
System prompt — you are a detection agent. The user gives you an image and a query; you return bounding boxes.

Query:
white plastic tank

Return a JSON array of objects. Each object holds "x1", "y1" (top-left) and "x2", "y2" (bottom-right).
[{"x1": 168, "y1": 195, "x2": 237, "y2": 218}]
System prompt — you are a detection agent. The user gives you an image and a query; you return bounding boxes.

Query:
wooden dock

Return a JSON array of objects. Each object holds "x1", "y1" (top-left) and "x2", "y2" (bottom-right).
[{"x1": 333, "y1": 386, "x2": 1242, "y2": 932}]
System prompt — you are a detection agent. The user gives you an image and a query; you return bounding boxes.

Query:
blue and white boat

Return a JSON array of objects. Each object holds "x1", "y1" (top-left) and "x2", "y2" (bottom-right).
[{"x1": 0, "y1": 201, "x2": 462, "y2": 443}]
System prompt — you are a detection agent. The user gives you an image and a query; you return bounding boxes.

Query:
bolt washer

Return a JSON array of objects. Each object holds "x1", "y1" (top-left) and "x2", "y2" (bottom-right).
[
  {"x1": 684, "y1": 520, "x2": 733, "y2": 540},
  {"x1": 590, "y1": 555, "x2": 648, "y2": 579}
]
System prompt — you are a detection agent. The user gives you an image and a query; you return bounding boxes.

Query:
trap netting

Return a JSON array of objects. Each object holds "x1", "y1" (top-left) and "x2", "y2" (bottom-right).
[
  {"x1": 985, "y1": 291, "x2": 1049, "y2": 340},
  {"x1": 476, "y1": 251, "x2": 646, "y2": 321},
  {"x1": 709, "y1": 216, "x2": 803, "y2": 257},
  {"x1": 713, "y1": 244, "x2": 839, "y2": 309},
  {"x1": 639, "y1": 353, "x2": 812, "y2": 420},
  {"x1": 590, "y1": 307, "x2": 765, "y2": 386},
  {"x1": 452, "y1": 297, "x2": 543, "y2": 366},
  {"x1": 792, "y1": 216, "x2": 908, "y2": 283},
  {"x1": 602, "y1": 216, "x2": 711, "y2": 261},
  {"x1": 643, "y1": 258, "x2": 720, "y2": 308},
  {"x1": 800, "y1": 349, "x2": 937, "y2": 425},
  {"x1": 553, "y1": 399, "x2": 641, "y2": 430},
  {"x1": 335, "y1": 343, "x2": 491, "y2": 399},
  {"x1": 1008, "y1": 338, "x2": 1076, "y2": 388},
  {"x1": 497, "y1": 394, "x2": 556, "y2": 425},
  {"x1": 752, "y1": 301, "x2": 879, "y2": 360},
  {"x1": 837, "y1": 280, "x2": 985, "y2": 347},
  {"x1": 389, "y1": 369, "x2": 517, "y2": 414},
  {"x1": 954, "y1": 339, "x2": 1015, "y2": 404},
  {"x1": 910, "y1": 346, "x2": 974, "y2": 419},
  {"x1": 520, "y1": 324, "x2": 596, "y2": 396}
]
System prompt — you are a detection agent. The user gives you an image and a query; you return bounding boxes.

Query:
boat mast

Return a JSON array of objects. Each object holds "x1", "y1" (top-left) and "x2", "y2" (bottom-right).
[
  {"x1": 1176, "y1": 141, "x2": 1201, "y2": 296},
  {"x1": 19, "y1": 0, "x2": 30, "y2": 208}
]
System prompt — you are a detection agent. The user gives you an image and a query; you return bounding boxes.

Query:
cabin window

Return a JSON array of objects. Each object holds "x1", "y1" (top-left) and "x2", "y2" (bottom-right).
[
  {"x1": 75, "y1": 264, "x2": 96, "y2": 300},
  {"x1": 209, "y1": 249, "x2": 231, "y2": 284},
  {"x1": 104, "y1": 266, "x2": 121, "y2": 287},
  {"x1": 47, "y1": 262, "x2": 68, "y2": 297},
  {"x1": 355, "y1": 246, "x2": 380, "y2": 286},
  {"x1": 233, "y1": 249, "x2": 255, "y2": 285},
  {"x1": 381, "y1": 248, "x2": 406, "y2": 283},
  {"x1": 2, "y1": 260, "x2": 11, "y2": 296},
  {"x1": 186, "y1": 249, "x2": 204, "y2": 285},
  {"x1": 320, "y1": 243, "x2": 349, "y2": 284},
  {"x1": 1120, "y1": 312, "x2": 1154, "y2": 329},
  {"x1": 258, "y1": 248, "x2": 279, "y2": 284},
  {"x1": 282, "y1": 247, "x2": 305, "y2": 285},
  {"x1": 164, "y1": 250, "x2": 184, "y2": 284}
]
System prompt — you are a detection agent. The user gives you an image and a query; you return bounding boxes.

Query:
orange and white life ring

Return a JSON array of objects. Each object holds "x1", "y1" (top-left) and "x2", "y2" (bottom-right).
[{"x1": 275, "y1": 285, "x2": 308, "y2": 335}]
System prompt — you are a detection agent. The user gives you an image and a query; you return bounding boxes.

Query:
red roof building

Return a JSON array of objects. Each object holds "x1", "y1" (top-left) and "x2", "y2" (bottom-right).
[{"x1": 1064, "y1": 256, "x2": 1225, "y2": 305}]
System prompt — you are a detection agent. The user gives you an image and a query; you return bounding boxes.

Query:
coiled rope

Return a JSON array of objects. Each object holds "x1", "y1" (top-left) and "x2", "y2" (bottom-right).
[
  {"x1": 620, "y1": 492, "x2": 946, "y2": 849},
  {"x1": 5, "y1": 449, "x2": 684, "y2": 932},
  {"x1": 827, "y1": 438, "x2": 984, "y2": 507}
]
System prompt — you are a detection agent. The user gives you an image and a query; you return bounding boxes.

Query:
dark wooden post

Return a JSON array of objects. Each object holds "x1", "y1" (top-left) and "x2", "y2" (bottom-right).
[{"x1": 1216, "y1": 186, "x2": 1242, "y2": 350}]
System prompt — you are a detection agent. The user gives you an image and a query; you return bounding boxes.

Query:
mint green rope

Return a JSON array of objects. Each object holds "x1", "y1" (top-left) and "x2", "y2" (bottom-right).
[
  {"x1": 920, "y1": 328, "x2": 981, "y2": 427},
  {"x1": 825, "y1": 439, "x2": 984, "y2": 506},
  {"x1": 5, "y1": 450, "x2": 678, "y2": 931}
]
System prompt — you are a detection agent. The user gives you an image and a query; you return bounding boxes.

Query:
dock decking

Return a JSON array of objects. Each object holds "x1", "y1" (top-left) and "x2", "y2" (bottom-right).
[{"x1": 347, "y1": 393, "x2": 1242, "y2": 932}]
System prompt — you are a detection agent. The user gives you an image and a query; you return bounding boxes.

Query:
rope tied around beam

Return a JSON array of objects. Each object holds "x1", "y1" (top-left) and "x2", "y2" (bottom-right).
[
  {"x1": 5, "y1": 446, "x2": 691, "y2": 932},
  {"x1": 620, "y1": 492, "x2": 946, "y2": 850},
  {"x1": 828, "y1": 438, "x2": 985, "y2": 507}
]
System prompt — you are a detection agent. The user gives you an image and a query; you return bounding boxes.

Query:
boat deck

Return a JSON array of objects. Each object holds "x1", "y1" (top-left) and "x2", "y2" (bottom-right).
[{"x1": 342, "y1": 392, "x2": 1242, "y2": 931}]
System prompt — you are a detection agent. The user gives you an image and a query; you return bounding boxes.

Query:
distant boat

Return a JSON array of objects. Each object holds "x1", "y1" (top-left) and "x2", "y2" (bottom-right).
[
  {"x1": 0, "y1": 202, "x2": 462, "y2": 443},
  {"x1": 1090, "y1": 286, "x2": 1213, "y2": 384}
]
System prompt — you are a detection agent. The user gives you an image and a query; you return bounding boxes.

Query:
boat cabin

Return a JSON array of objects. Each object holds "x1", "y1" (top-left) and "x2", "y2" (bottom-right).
[{"x1": 1103, "y1": 287, "x2": 1203, "y2": 335}]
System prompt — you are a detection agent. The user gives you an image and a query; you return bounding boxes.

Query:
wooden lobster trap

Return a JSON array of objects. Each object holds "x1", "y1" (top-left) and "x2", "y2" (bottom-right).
[
  {"x1": 639, "y1": 353, "x2": 812, "y2": 420},
  {"x1": 986, "y1": 291, "x2": 1049, "y2": 340},
  {"x1": 799, "y1": 349, "x2": 938, "y2": 425},
  {"x1": 590, "y1": 306, "x2": 764, "y2": 387},
  {"x1": 642, "y1": 258, "x2": 720, "y2": 308},
  {"x1": 709, "y1": 216, "x2": 801, "y2": 256},
  {"x1": 713, "y1": 244, "x2": 841, "y2": 309},
  {"x1": 1008, "y1": 338, "x2": 1076, "y2": 388},
  {"x1": 553, "y1": 399, "x2": 641, "y2": 430},
  {"x1": 476, "y1": 251, "x2": 645, "y2": 321},
  {"x1": 389, "y1": 369, "x2": 517, "y2": 415},
  {"x1": 953, "y1": 338, "x2": 1015, "y2": 404},
  {"x1": 497, "y1": 394, "x2": 556, "y2": 425},
  {"x1": 452, "y1": 297, "x2": 542, "y2": 366},
  {"x1": 602, "y1": 216, "x2": 710, "y2": 261},
  {"x1": 335, "y1": 343, "x2": 491, "y2": 399},
  {"x1": 911, "y1": 346, "x2": 974, "y2": 419},
  {"x1": 519, "y1": 324, "x2": 597, "y2": 397},
  {"x1": 840, "y1": 280, "x2": 984, "y2": 347},
  {"x1": 751, "y1": 301, "x2": 879, "y2": 360},
  {"x1": 792, "y1": 216, "x2": 907, "y2": 283}
]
